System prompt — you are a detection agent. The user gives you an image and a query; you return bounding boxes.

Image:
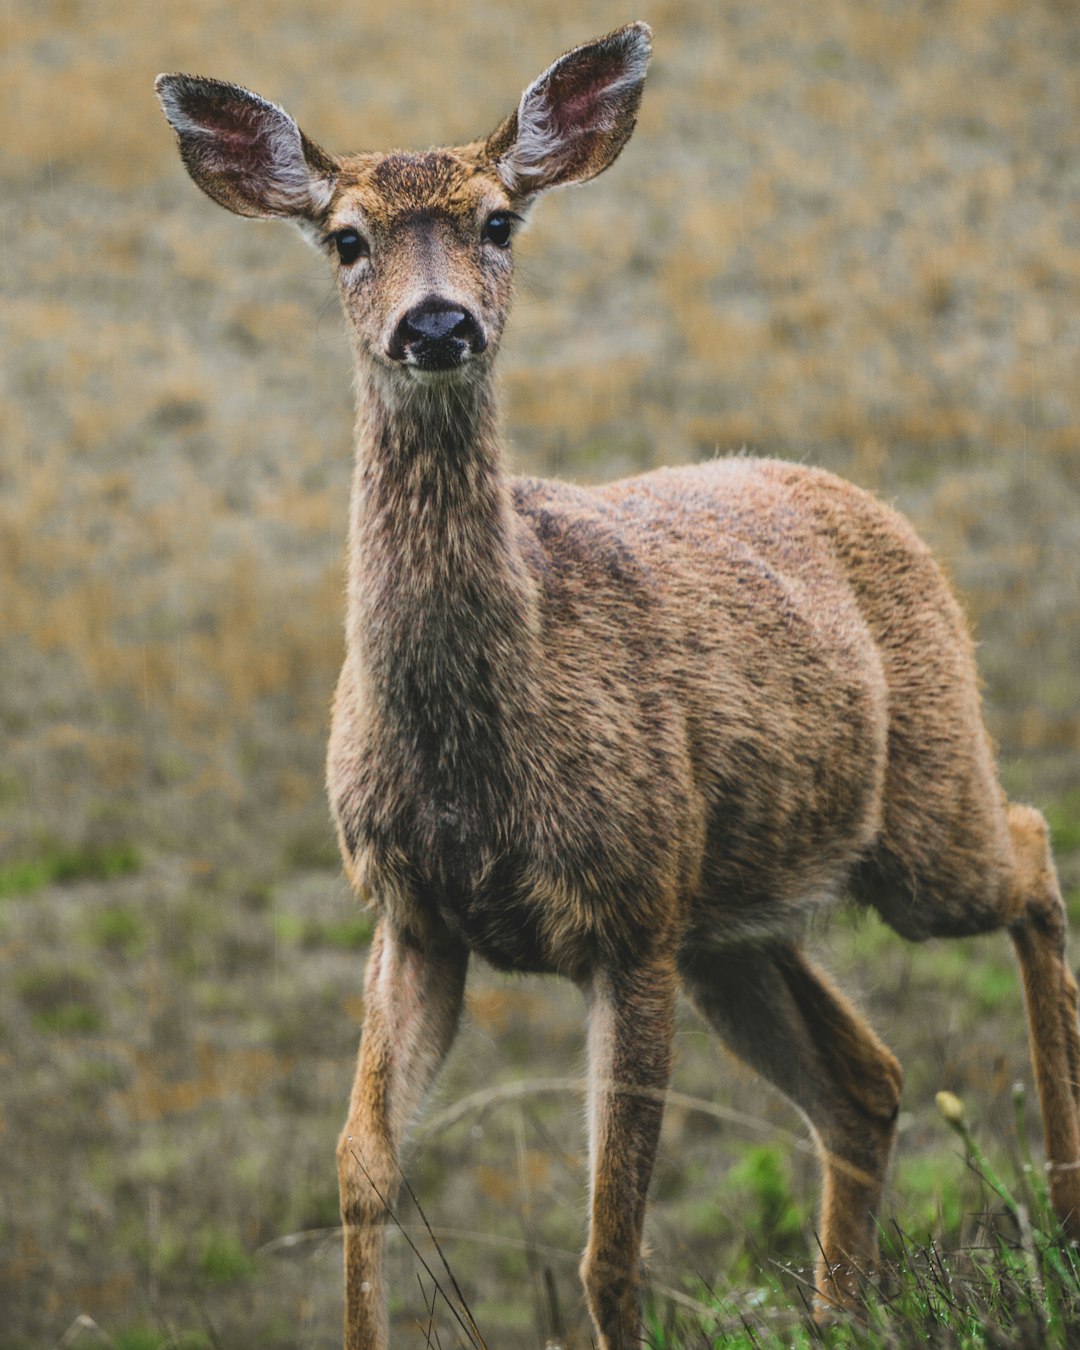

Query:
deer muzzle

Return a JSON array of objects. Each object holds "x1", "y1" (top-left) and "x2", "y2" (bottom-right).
[{"x1": 387, "y1": 296, "x2": 487, "y2": 372}]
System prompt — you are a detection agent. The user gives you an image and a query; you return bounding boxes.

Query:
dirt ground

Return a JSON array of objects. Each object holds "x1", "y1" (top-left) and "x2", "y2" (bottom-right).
[{"x1": 1, "y1": 0, "x2": 1078, "y2": 1345}]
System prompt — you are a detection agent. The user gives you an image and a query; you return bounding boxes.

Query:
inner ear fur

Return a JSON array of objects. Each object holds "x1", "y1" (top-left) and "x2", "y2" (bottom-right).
[
  {"x1": 156, "y1": 74, "x2": 337, "y2": 220},
  {"x1": 488, "y1": 22, "x2": 652, "y2": 198}
]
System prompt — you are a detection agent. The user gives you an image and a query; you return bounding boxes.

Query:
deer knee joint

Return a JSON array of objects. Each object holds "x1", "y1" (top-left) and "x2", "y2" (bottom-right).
[
  {"x1": 1007, "y1": 804, "x2": 1064, "y2": 936},
  {"x1": 337, "y1": 1132, "x2": 396, "y2": 1226},
  {"x1": 1011, "y1": 876, "x2": 1067, "y2": 949}
]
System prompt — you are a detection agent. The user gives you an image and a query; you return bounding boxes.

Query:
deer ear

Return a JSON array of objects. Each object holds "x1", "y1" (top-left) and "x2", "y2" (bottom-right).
[
  {"x1": 487, "y1": 22, "x2": 651, "y2": 198},
  {"x1": 155, "y1": 74, "x2": 336, "y2": 220}
]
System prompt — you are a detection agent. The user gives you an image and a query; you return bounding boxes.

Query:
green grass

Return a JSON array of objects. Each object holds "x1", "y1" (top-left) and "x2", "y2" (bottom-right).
[
  {"x1": 1045, "y1": 790, "x2": 1080, "y2": 856},
  {"x1": 115, "y1": 1332, "x2": 175, "y2": 1350},
  {"x1": 0, "y1": 839, "x2": 140, "y2": 899},
  {"x1": 16, "y1": 964, "x2": 103, "y2": 1034},
  {"x1": 644, "y1": 1223, "x2": 1080, "y2": 1348},
  {"x1": 306, "y1": 913, "x2": 375, "y2": 949},
  {"x1": 919, "y1": 942, "x2": 1019, "y2": 1014},
  {"x1": 115, "y1": 1333, "x2": 213, "y2": 1350},
  {"x1": 88, "y1": 903, "x2": 146, "y2": 956},
  {"x1": 895, "y1": 1150, "x2": 967, "y2": 1237},
  {"x1": 275, "y1": 909, "x2": 374, "y2": 949},
  {"x1": 198, "y1": 1227, "x2": 256, "y2": 1284},
  {"x1": 36, "y1": 1003, "x2": 103, "y2": 1034},
  {"x1": 642, "y1": 1091, "x2": 1080, "y2": 1348},
  {"x1": 726, "y1": 1143, "x2": 808, "y2": 1247}
]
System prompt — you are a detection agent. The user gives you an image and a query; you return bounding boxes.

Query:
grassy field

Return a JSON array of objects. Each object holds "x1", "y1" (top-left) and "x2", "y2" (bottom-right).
[{"x1": 1, "y1": 0, "x2": 1079, "y2": 1344}]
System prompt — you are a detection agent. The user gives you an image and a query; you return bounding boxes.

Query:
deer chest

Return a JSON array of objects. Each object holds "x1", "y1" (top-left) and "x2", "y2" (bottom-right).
[{"x1": 331, "y1": 764, "x2": 681, "y2": 978}]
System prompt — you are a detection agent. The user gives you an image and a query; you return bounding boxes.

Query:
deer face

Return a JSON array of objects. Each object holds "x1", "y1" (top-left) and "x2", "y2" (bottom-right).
[
  {"x1": 156, "y1": 24, "x2": 650, "y2": 383},
  {"x1": 319, "y1": 148, "x2": 518, "y2": 376}
]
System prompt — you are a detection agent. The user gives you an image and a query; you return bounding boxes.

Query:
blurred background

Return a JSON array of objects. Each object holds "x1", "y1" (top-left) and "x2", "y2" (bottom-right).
[{"x1": 1, "y1": 0, "x2": 1078, "y2": 1345}]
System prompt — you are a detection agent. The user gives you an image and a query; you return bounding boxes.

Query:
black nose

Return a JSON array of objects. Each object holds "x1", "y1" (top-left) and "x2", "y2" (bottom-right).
[{"x1": 389, "y1": 297, "x2": 486, "y2": 369}]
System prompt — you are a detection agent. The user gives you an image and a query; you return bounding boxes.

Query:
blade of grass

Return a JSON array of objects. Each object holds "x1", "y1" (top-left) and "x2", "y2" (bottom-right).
[
  {"x1": 349, "y1": 1146, "x2": 484, "y2": 1350},
  {"x1": 392, "y1": 1153, "x2": 489, "y2": 1350}
]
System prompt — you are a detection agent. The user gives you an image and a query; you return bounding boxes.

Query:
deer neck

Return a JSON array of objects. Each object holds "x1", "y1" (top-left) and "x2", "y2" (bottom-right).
[{"x1": 346, "y1": 365, "x2": 539, "y2": 779}]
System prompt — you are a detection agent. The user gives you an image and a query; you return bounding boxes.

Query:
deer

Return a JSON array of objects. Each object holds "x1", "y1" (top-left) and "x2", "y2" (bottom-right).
[{"x1": 156, "y1": 22, "x2": 1080, "y2": 1349}]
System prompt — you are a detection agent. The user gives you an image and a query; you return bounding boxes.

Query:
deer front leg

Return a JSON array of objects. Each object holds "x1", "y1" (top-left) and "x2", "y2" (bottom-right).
[
  {"x1": 580, "y1": 955, "x2": 676, "y2": 1349},
  {"x1": 338, "y1": 919, "x2": 468, "y2": 1350}
]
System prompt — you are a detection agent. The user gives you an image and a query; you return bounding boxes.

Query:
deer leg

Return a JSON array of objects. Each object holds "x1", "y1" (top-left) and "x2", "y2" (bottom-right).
[
  {"x1": 681, "y1": 944, "x2": 902, "y2": 1311},
  {"x1": 1006, "y1": 803, "x2": 1080, "y2": 1233},
  {"x1": 337, "y1": 919, "x2": 468, "y2": 1350},
  {"x1": 580, "y1": 955, "x2": 677, "y2": 1349},
  {"x1": 875, "y1": 799, "x2": 1080, "y2": 1236}
]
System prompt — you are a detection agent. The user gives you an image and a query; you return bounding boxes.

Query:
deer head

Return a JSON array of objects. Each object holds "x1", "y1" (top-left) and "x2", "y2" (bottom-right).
[{"x1": 156, "y1": 24, "x2": 651, "y2": 383}]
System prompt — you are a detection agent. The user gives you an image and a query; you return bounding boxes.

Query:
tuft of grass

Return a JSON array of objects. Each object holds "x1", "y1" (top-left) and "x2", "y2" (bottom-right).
[
  {"x1": 305, "y1": 913, "x2": 375, "y2": 950},
  {"x1": 727, "y1": 1143, "x2": 807, "y2": 1248},
  {"x1": 1044, "y1": 790, "x2": 1080, "y2": 856},
  {"x1": 40, "y1": 1003, "x2": 104, "y2": 1034},
  {"x1": 645, "y1": 1089, "x2": 1080, "y2": 1348},
  {"x1": 894, "y1": 1151, "x2": 967, "y2": 1238},
  {"x1": 16, "y1": 965, "x2": 103, "y2": 1035},
  {"x1": 116, "y1": 1333, "x2": 212, "y2": 1350},
  {"x1": 115, "y1": 1332, "x2": 171, "y2": 1350},
  {"x1": 0, "y1": 857, "x2": 56, "y2": 899},
  {"x1": 88, "y1": 904, "x2": 146, "y2": 957},
  {"x1": 198, "y1": 1227, "x2": 256, "y2": 1285},
  {"x1": 646, "y1": 1220, "x2": 1080, "y2": 1348},
  {"x1": 273, "y1": 910, "x2": 374, "y2": 950},
  {"x1": 0, "y1": 839, "x2": 140, "y2": 899}
]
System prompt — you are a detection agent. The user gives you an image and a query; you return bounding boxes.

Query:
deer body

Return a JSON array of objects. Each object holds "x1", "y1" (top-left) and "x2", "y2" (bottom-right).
[
  {"x1": 331, "y1": 427, "x2": 896, "y2": 976},
  {"x1": 158, "y1": 28, "x2": 1080, "y2": 1350}
]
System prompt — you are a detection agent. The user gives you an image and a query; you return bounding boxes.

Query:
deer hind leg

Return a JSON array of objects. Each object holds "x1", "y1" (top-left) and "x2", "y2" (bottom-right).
[
  {"x1": 579, "y1": 955, "x2": 678, "y2": 1350},
  {"x1": 1006, "y1": 803, "x2": 1080, "y2": 1233},
  {"x1": 872, "y1": 795, "x2": 1080, "y2": 1238},
  {"x1": 338, "y1": 919, "x2": 468, "y2": 1350},
  {"x1": 680, "y1": 944, "x2": 902, "y2": 1310}
]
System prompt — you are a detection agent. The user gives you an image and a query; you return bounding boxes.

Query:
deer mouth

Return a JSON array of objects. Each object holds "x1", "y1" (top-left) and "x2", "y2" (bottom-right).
[{"x1": 404, "y1": 337, "x2": 479, "y2": 373}]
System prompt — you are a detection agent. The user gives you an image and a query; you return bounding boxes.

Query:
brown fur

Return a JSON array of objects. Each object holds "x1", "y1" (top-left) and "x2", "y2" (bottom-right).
[{"x1": 157, "y1": 24, "x2": 1079, "y2": 1349}]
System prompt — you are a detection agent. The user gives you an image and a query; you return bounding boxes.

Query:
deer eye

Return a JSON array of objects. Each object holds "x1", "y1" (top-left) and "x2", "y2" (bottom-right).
[
  {"x1": 483, "y1": 214, "x2": 514, "y2": 248},
  {"x1": 334, "y1": 229, "x2": 369, "y2": 265}
]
